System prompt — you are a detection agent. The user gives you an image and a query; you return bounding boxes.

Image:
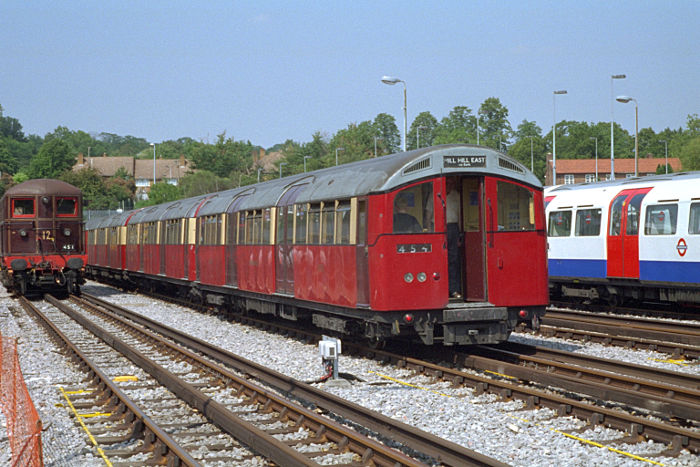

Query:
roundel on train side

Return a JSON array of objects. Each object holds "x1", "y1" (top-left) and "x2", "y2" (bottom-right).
[{"x1": 676, "y1": 238, "x2": 687, "y2": 257}]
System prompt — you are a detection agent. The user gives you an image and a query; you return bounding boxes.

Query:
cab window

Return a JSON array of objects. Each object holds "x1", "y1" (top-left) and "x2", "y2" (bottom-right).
[
  {"x1": 497, "y1": 181, "x2": 535, "y2": 231},
  {"x1": 57, "y1": 197, "x2": 77, "y2": 216},
  {"x1": 12, "y1": 198, "x2": 34, "y2": 217},
  {"x1": 392, "y1": 183, "x2": 434, "y2": 233}
]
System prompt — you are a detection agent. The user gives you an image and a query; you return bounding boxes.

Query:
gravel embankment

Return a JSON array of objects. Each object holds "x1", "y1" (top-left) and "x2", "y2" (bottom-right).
[{"x1": 2, "y1": 282, "x2": 699, "y2": 466}]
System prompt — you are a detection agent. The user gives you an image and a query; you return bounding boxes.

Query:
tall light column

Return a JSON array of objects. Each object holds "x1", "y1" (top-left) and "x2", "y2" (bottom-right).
[
  {"x1": 527, "y1": 136, "x2": 534, "y2": 172},
  {"x1": 279, "y1": 162, "x2": 287, "y2": 178},
  {"x1": 335, "y1": 147, "x2": 344, "y2": 166},
  {"x1": 590, "y1": 136, "x2": 598, "y2": 181},
  {"x1": 303, "y1": 155, "x2": 311, "y2": 172},
  {"x1": 417, "y1": 125, "x2": 427, "y2": 148},
  {"x1": 552, "y1": 90, "x2": 567, "y2": 185},
  {"x1": 381, "y1": 75, "x2": 407, "y2": 152},
  {"x1": 616, "y1": 96, "x2": 638, "y2": 177},
  {"x1": 476, "y1": 115, "x2": 481, "y2": 145},
  {"x1": 373, "y1": 136, "x2": 383, "y2": 157},
  {"x1": 610, "y1": 74, "x2": 626, "y2": 180},
  {"x1": 150, "y1": 143, "x2": 156, "y2": 185},
  {"x1": 659, "y1": 140, "x2": 668, "y2": 174}
]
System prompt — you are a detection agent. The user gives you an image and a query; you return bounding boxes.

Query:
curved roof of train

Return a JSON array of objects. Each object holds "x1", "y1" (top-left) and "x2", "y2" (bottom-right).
[
  {"x1": 546, "y1": 171, "x2": 700, "y2": 195},
  {"x1": 3, "y1": 179, "x2": 81, "y2": 198},
  {"x1": 90, "y1": 144, "x2": 539, "y2": 228}
]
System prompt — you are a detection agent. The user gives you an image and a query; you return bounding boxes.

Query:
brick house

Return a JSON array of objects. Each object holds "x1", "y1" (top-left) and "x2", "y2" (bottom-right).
[{"x1": 545, "y1": 156, "x2": 682, "y2": 186}]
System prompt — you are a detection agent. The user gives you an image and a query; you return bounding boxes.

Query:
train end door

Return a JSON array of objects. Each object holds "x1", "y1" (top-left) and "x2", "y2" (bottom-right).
[{"x1": 606, "y1": 188, "x2": 651, "y2": 279}]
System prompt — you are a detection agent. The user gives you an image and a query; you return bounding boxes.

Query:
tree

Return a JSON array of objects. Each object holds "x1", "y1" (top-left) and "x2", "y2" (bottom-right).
[
  {"x1": 28, "y1": 139, "x2": 75, "y2": 178},
  {"x1": 433, "y1": 106, "x2": 477, "y2": 146},
  {"x1": 478, "y1": 97, "x2": 512, "y2": 150},
  {"x1": 61, "y1": 168, "x2": 112, "y2": 209},
  {"x1": 141, "y1": 182, "x2": 181, "y2": 206},
  {"x1": 0, "y1": 105, "x2": 25, "y2": 141},
  {"x1": 179, "y1": 170, "x2": 234, "y2": 198},
  {"x1": 407, "y1": 111, "x2": 438, "y2": 150},
  {"x1": 679, "y1": 136, "x2": 700, "y2": 171},
  {"x1": 372, "y1": 113, "x2": 400, "y2": 154}
]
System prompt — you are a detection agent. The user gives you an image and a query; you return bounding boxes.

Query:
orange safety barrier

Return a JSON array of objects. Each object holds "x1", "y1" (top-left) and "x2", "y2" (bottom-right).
[{"x1": 0, "y1": 335, "x2": 43, "y2": 467}]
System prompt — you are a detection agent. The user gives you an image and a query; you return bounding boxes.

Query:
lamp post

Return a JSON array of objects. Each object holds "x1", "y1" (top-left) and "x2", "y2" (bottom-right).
[
  {"x1": 335, "y1": 147, "x2": 344, "y2": 166},
  {"x1": 373, "y1": 136, "x2": 383, "y2": 157},
  {"x1": 616, "y1": 95, "x2": 638, "y2": 177},
  {"x1": 552, "y1": 90, "x2": 567, "y2": 185},
  {"x1": 279, "y1": 162, "x2": 287, "y2": 178},
  {"x1": 476, "y1": 115, "x2": 481, "y2": 145},
  {"x1": 610, "y1": 74, "x2": 626, "y2": 180},
  {"x1": 149, "y1": 143, "x2": 156, "y2": 185},
  {"x1": 381, "y1": 75, "x2": 407, "y2": 152},
  {"x1": 303, "y1": 155, "x2": 311, "y2": 172},
  {"x1": 257, "y1": 167, "x2": 263, "y2": 183},
  {"x1": 590, "y1": 136, "x2": 598, "y2": 181},
  {"x1": 527, "y1": 136, "x2": 534, "y2": 172},
  {"x1": 659, "y1": 140, "x2": 668, "y2": 174},
  {"x1": 417, "y1": 125, "x2": 427, "y2": 148},
  {"x1": 87, "y1": 146, "x2": 91, "y2": 158}
]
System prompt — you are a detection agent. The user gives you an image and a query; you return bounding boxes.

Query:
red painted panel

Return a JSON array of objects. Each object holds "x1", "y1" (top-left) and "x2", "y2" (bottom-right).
[
  {"x1": 164, "y1": 245, "x2": 185, "y2": 279},
  {"x1": 126, "y1": 245, "x2": 140, "y2": 272},
  {"x1": 142, "y1": 245, "x2": 160, "y2": 275},
  {"x1": 293, "y1": 246, "x2": 357, "y2": 307},
  {"x1": 198, "y1": 245, "x2": 226, "y2": 285},
  {"x1": 236, "y1": 246, "x2": 275, "y2": 294},
  {"x1": 606, "y1": 188, "x2": 651, "y2": 279},
  {"x1": 187, "y1": 244, "x2": 196, "y2": 281}
]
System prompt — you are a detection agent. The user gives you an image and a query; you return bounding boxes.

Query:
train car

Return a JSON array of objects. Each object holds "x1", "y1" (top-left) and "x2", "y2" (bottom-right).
[
  {"x1": 0, "y1": 179, "x2": 86, "y2": 295},
  {"x1": 545, "y1": 172, "x2": 700, "y2": 307},
  {"x1": 86, "y1": 144, "x2": 548, "y2": 346}
]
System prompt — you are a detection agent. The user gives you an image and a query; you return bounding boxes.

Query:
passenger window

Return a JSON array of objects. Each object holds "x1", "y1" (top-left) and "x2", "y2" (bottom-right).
[
  {"x1": 690, "y1": 203, "x2": 700, "y2": 235},
  {"x1": 497, "y1": 181, "x2": 535, "y2": 231},
  {"x1": 295, "y1": 204, "x2": 307, "y2": 244},
  {"x1": 12, "y1": 198, "x2": 34, "y2": 217},
  {"x1": 322, "y1": 202, "x2": 335, "y2": 243},
  {"x1": 626, "y1": 194, "x2": 645, "y2": 235},
  {"x1": 393, "y1": 182, "x2": 434, "y2": 233},
  {"x1": 262, "y1": 208, "x2": 272, "y2": 244},
  {"x1": 609, "y1": 195, "x2": 625, "y2": 236},
  {"x1": 335, "y1": 200, "x2": 351, "y2": 244},
  {"x1": 575, "y1": 209, "x2": 601, "y2": 236},
  {"x1": 308, "y1": 204, "x2": 321, "y2": 244},
  {"x1": 57, "y1": 197, "x2": 77, "y2": 216},
  {"x1": 548, "y1": 211, "x2": 572, "y2": 237},
  {"x1": 357, "y1": 200, "x2": 367, "y2": 245},
  {"x1": 645, "y1": 204, "x2": 678, "y2": 235}
]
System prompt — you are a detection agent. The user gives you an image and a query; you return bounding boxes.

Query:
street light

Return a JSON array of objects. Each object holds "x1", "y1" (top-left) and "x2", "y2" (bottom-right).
[
  {"x1": 381, "y1": 75, "x2": 407, "y2": 152},
  {"x1": 590, "y1": 136, "x2": 598, "y2": 181},
  {"x1": 527, "y1": 136, "x2": 534, "y2": 172},
  {"x1": 476, "y1": 115, "x2": 482, "y2": 145},
  {"x1": 659, "y1": 140, "x2": 668, "y2": 174},
  {"x1": 373, "y1": 136, "x2": 383, "y2": 157},
  {"x1": 552, "y1": 90, "x2": 567, "y2": 185},
  {"x1": 335, "y1": 147, "x2": 344, "y2": 166},
  {"x1": 417, "y1": 126, "x2": 427, "y2": 148},
  {"x1": 257, "y1": 167, "x2": 263, "y2": 183},
  {"x1": 303, "y1": 155, "x2": 311, "y2": 172},
  {"x1": 279, "y1": 162, "x2": 287, "y2": 178},
  {"x1": 149, "y1": 143, "x2": 156, "y2": 185},
  {"x1": 616, "y1": 95, "x2": 638, "y2": 177},
  {"x1": 610, "y1": 74, "x2": 626, "y2": 180}
]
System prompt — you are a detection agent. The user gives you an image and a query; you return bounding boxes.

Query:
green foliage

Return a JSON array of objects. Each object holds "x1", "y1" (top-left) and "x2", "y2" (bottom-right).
[
  {"x1": 28, "y1": 138, "x2": 75, "y2": 178},
  {"x1": 139, "y1": 182, "x2": 181, "y2": 206},
  {"x1": 179, "y1": 170, "x2": 234, "y2": 198},
  {"x1": 434, "y1": 106, "x2": 477, "y2": 146},
  {"x1": 679, "y1": 136, "x2": 700, "y2": 171},
  {"x1": 407, "y1": 111, "x2": 438, "y2": 150},
  {"x1": 478, "y1": 97, "x2": 512, "y2": 149},
  {"x1": 372, "y1": 113, "x2": 400, "y2": 154}
]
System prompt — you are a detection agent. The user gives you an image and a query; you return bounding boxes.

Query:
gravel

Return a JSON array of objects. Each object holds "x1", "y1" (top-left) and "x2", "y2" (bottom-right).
[{"x1": 1, "y1": 281, "x2": 699, "y2": 466}]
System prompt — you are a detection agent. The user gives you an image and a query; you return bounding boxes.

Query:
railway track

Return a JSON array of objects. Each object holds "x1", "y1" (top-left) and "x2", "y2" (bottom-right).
[
  {"x1": 526, "y1": 308, "x2": 700, "y2": 359},
  {"x1": 24, "y1": 294, "x2": 467, "y2": 466},
  {"x1": 97, "y1": 286, "x2": 700, "y2": 458},
  {"x1": 78, "y1": 292, "x2": 506, "y2": 467}
]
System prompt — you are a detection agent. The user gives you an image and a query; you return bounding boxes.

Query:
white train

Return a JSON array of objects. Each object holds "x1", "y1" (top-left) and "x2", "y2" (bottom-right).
[{"x1": 545, "y1": 172, "x2": 700, "y2": 307}]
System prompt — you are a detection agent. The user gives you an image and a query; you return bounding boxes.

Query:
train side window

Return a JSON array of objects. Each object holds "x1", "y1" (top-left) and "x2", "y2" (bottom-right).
[
  {"x1": 165, "y1": 219, "x2": 180, "y2": 244},
  {"x1": 357, "y1": 199, "x2": 367, "y2": 245},
  {"x1": 548, "y1": 211, "x2": 571, "y2": 237},
  {"x1": 575, "y1": 209, "x2": 602, "y2": 236},
  {"x1": 12, "y1": 198, "x2": 34, "y2": 217},
  {"x1": 690, "y1": 203, "x2": 700, "y2": 235},
  {"x1": 497, "y1": 181, "x2": 535, "y2": 231},
  {"x1": 609, "y1": 195, "x2": 625, "y2": 236},
  {"x1": 309, "y1": 203, "x2": 321, "y2": 244},
  {"x1": 295, "y1": 204, "x2": 307, "y2": 244},
  {"x1": 644, "y1": 204, "x2": 678, "y2": 235},
  {"x1": 393, "y1": 183, "x2": 433, "y2": 233},
  {"x1": 322, "y1": 202, "x2": 335, "y2": 244},
  {"x1": 626, "y1": 194, "x2": 645, "y2": 235},
  {"x1": 57, "y1": 197, "x2": 77, "y2": 216},
  {"x1": 262, "y1": 208, "x2": 272, "y2": 244},
  {"x1": 335, "y1": 200, "x2": 351, "y2": 244}
]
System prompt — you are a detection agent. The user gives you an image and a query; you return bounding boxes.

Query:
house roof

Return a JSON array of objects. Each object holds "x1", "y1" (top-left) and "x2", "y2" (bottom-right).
[
  {"x1": 552, "y1": 157, "x2": 681, "y2": 174},
  {"x1": 73, "y1": 156, "x2": 134, "y2": 176},
  {"x1": 134, "y1": 159, "x2": 191, "y2": 180}
]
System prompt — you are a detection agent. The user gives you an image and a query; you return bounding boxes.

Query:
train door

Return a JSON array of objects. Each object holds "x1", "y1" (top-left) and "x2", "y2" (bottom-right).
[
  {"x1": 606, "y1": 188, "x2": 651, "y2": 278},
  {"x1": 461, "y1": 177, "x2": 486, "y2": 301},
  {"x1": 275, "y1": 185, "x2": 306, "y2": 295}
]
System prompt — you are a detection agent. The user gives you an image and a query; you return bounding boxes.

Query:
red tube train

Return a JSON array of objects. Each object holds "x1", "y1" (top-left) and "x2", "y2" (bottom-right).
[
  {"x1": 0, "y1": 179, "x2": 86, "y2": 295},
  {"x1": 86, "y1": 144, "x2": 548, "y2": 346}
]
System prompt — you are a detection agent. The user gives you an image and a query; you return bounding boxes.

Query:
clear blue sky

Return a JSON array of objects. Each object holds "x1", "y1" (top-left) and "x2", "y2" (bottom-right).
[{"x1": 1, "y1": 1, "x2": 698, "y2": 149}]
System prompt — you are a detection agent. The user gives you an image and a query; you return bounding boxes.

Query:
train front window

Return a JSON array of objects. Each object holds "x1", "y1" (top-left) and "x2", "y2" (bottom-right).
[
  {"x1": 57, "y1": 197, "x2": 77, "y2": 216},
  {"x1": 12, "y1": 198, "x2": 34, "y2": 217},
  {"x1": 392, "y1": 183, "x2": 434, "y2": 234},
  {"x1": 497, "y1": 182, "x2": 535, "y2": 231}
]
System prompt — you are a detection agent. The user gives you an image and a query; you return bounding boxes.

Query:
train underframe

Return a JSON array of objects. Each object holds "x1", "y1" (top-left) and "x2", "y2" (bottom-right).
[
  {"x1": 1, "y1": 258, "x2": 84, "y2": 296},
  {"x1": 550, "y1": 277, "x2": 700, "y2": 309},
  {"x1": 87, "y1": 265, "x2": 542, "y2": 346}
]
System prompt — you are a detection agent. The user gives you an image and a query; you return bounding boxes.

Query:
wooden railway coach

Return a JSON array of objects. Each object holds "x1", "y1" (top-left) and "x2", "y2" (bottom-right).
[
  {"x1": 0, "y1": 179, "x2": 86, "y2": 295},
  {"x1": 87, "y1": 144, "x2": 548, "y2": 346}
]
